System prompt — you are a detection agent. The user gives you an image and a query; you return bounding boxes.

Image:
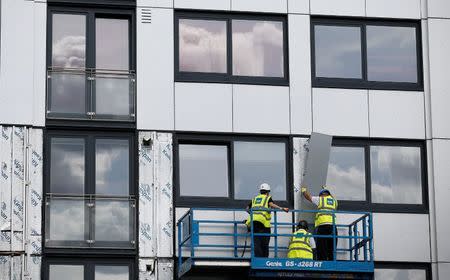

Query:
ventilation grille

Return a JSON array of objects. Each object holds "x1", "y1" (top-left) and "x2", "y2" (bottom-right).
[{"x1": 141, "y1": 9, "x2": 152, "y2": 24}]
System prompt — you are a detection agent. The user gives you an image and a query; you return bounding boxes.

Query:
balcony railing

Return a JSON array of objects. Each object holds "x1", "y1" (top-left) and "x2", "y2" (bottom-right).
[
  {"x1": 45, "y1": 194, "x2": 136, "y2": 249},
  {"x1": 46, "y1": 68, "x2": 136, "y2": 121}
]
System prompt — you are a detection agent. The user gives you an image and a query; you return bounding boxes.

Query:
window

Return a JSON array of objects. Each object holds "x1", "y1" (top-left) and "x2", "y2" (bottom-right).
[
  {"x1": 175, "y1": 135, "x2": 291, "y2": 207},
  {"x1": 326, "y1": 140, "x2": 427, "y2": 212},
  {"x1": 175, "y1": 12, "x2": 288, "y2": 85},
  {"x1": 312, "y1": 18, "x2": 422, "y2": 91},
  {"x1": 45, "y1": 131, "x2": 136, "y2": 248},
  {"x1": 375, "y1": 263, "x2": 431, "y2": 280},
  {"x1": 47, "y1": 7, "x2": 135, "y2": 121},
  {"x1": 45, "y1": 259, "x2": 134, "y2": 280}
]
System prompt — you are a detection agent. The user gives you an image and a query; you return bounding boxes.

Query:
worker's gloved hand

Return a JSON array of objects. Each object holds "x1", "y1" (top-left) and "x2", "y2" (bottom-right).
[
  {"x1": 283, "y1": 207, "x2": 289, "y2": 213},
  {"x1": 301, "y1": 187, "x2": 307, "y2": 193}
]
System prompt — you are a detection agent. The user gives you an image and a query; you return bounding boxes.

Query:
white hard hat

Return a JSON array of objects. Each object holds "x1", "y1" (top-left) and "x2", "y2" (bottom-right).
[{"x1": 259, "y1": 183, "x2": 271, "y2": 192}]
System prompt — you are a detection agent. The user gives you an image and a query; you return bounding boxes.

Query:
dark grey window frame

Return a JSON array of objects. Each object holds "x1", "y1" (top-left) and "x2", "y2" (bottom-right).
[
  {"x1": 43, "y1": 257, "x2": 136, "y2": 280},
  {"x1": 43, "y1": 130, "x2": 137, "y2": 252},
  {"x1": 311, "y1": 17, "x2": 423, "y2": 91},
  {"x1": 375, "y1": 262, "x2": 431, "y2": 280},
  {"x1": 175, "y1": 11, "x2": 289, "y2": 86},
  {"x1": 330, "y1": 139, "x2": 428, "y2": 213},
  {"x1": 174, "y1": 134, "x2": 293, "y2": 208},
  {"x1": 46, "y1": 5, "x2": 136, "y2": 124}
]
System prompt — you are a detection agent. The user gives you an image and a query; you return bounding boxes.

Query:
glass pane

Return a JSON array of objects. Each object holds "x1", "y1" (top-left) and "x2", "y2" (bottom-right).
[
  {"x1": 326, "y1": 146, "x2": 366, "y2": 201},
  {"x1": 49, "y1": 199, "x2": 85, "y2": 241},
  {"x1": 50, "y1": 265, "x2": 84, "y2": 280},
  {"x1": 49, "y1": 72, "x2": 86, "y2": 114},
  {"x1": 371, "y1": 146, "x2": 422, "y2": 204},
  {"x1": 95, "y1": 266, "x2": 129, "y2": 280},
  {"x1": 179, "y1": 144, "x2": 229, "y2": 197},
  {"x1": 375, "y1": 269, "x2": 426, "y2": 280},
  {"x1": 50, "y1": 138, "x2": 85, "y2": 194},
  {"x1": 234, "y1": 142, "x2": 286, "y2": 200},
  {"x1": 314, "y1": 25, "x2": 362, "y2": 79},
  {"x1": 95, "y1": 200, "x2": 130, "y2": 242},
  {"x1": 96, "y1": 139, "x2": 129, "y2": 195},
  {"x1": 367, "y1": 26, "x2": 417, "y2": 83},
  {"x1": 52, "y1": 14, "x2": 86, "y2": 68},
  {"x1": 232, "y1": 20, "x2": 284, "y2": 77},
  {"x1": 96, "y1": 18, "x2": 129, "y2": 70},
  {"x1": 95, "y1": 75, "x2": 132, "y2": 116},
  {"x1": 178, "y1": 19, "x2": 227, "y2": 73}
]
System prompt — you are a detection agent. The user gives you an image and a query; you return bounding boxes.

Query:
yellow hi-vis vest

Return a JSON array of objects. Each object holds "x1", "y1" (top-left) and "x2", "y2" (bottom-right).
[
  {"x1": 315, "y1": 195, "x2": 338, "y2": 227},
  {"x1": 287, "y1": 229, "x2": 313, "y2": 259},
  {"x1": 246, "y1": 194, "x2": 272, "y2": 228}
]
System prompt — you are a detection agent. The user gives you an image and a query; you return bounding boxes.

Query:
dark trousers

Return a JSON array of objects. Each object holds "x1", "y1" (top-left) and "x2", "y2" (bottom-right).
[
  {"x1": 315, "y1": 225, "x2": 338, "y2": 261},
  {"x1": 252, "y1": 222, "x2": 270, "y2": 257}
]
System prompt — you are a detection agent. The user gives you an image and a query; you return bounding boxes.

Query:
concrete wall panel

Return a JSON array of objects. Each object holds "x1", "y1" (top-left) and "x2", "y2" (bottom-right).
[
  {"x1": 288, "y1": 0, "x2": 309, "y2": 14},
  {"x1": 428, "y1": 0, "x2": 450, "y2": 19},
  {"x1": 312, "y1": 88, "x2": 369, "y2": 137},
  {"x1": 175, "y1": 83, "x2": 232, "y2": 132},
  {"x1": 137, "y1": 8, "x2": 174, "y2": 130},
  {"x1": 366, "y1": 0, "x2": 421, "y2": 19},
  {"x1": 233, "y1": 85, "x2": 290, "y2": 134},
  {"x1": 369, "y1": 91, "x2": 425, "y2": 139},
  {"x1": 289, "y1": 15, "x2": 312, "y2": 135}
]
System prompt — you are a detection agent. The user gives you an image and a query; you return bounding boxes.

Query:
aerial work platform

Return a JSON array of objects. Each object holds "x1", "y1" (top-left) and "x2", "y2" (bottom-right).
[{"x1": 177, "y1": 208, "x2": 374, "y2": 279}]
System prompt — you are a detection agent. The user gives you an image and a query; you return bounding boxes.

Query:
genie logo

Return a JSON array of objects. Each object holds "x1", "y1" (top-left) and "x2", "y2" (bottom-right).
[
  {"x1": 13, "y1": 198, "x2": 24, "y2": 222},
  {"x1": 31, "y1": 150, "x2": 42, "y2": 168},
  {"x1": 14, "y1": 127, "x2": 24, "y2": 140},
  {"x1": 13, "y1": 159, "x2": 24, "y2": 180},
  {"x1": 162, "y1": 144, "x2": 171, "y2": 161},
  {"x1": 1, "y1": 162, "x2": 8, "y2": 180},
  {"x1": 31, "y1": 241, "x2": 42, "y2": 254},
  {"x1": 140, "y1": 150, "x2": 152, "y2": 164},
  {"x1": 2, "y1": 127, "x2": 9, "y2": 140},
  {"x1": 31, "y1": 190, "x2": 42, "y2": 207},
  {"x1": 0, "y1": 231, "x2": 11, "y2": 243},
  {"x1": 139, "y1": 183, "x2": 152, "y2": 204},
  {"x1": 140, "y1": 223, "x2": 152, "y2": 241}
]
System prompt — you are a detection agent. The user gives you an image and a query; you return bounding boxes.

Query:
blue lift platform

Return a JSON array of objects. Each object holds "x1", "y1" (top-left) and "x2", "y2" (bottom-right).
[{"x1": 177, "y1": 208, "x2": 374, "y2": 279}]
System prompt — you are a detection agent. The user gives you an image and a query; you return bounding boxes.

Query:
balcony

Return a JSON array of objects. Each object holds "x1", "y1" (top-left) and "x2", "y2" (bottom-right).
[
  {"x1": 177, "y1": 208, "x2": 374, "y2": 279},
  {"x1": 45, "y1": 194, "x2": 136, "y2": 249},
  {"x1": 46, "y1": 68, "x2": 136, "y2": 122}
]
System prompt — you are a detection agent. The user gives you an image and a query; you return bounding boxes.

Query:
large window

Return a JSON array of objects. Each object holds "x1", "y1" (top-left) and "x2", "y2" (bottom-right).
[
  {"x1": 375, "y1": 263, "x2": 431, "y2": 280},
  {"x1": 45, "y1": 131, "x2": 136, "y2": 248},
  {"x1": 326, "y1": 140, "x2": 427, "y2": 212},
  {"x1": 175, "y1": 12, "x2": 288, "y2": 85},
  {"x1": 45, "y1": 258, "x2": 134, "y2": 280},
  {"x1": 47, "y1": 7, "x2": 135, "y2": 121},
  {"x1": 175, "y1": 135, "x2": 291, "y2": 207},
  {"x1": 311, "y1": 18, "x2": 423, "y2": 91}
]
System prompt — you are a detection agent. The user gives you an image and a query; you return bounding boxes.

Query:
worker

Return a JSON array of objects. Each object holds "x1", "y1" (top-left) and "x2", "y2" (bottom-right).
[
  {"x1": 301, "y1": 186, "x2": 338, "y2": 261},
  {"x1": 246, "y1": 183, "x2": 289, "y2": 258},
  {"x1": 287, "y1": 220, "x2": 313, "y2": 259}
]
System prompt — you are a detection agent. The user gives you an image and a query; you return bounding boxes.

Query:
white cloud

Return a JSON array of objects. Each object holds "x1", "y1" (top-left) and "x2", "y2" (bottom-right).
[{"x1": 52, "y1": 35, "x2": 86, "y2": 68}]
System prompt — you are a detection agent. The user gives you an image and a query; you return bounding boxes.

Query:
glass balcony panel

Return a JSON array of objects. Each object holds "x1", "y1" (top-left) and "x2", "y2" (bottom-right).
[
  {"x1": 94, "y1": 73, "x2": 134, "y2": 118},
  {"x1": 95, "y1": 266, "x2": 129, "y2": 280},
  {"x1": 49, "y1": 265, "x2": 84, "y2": 280},
  {"x1": 95, "y1": 199, "x2": 132, "y2": 242},
  {"x1": 49, "y1": 198, "x2": 85, "y2": 241},
  {"x1": 48, "y1": 72, "x2": 86, "y2": 115}
]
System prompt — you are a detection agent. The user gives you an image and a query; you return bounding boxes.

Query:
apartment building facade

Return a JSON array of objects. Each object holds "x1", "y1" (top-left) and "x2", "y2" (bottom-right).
[{"x1": 0, "y1": 0, "x2": 449, "y2": 279}]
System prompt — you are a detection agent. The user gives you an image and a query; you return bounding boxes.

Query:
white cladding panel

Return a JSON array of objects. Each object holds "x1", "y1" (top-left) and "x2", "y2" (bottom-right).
[
  {"x1": 432, "y1": 139, "x2": 450, "y2": 262},
  {"x1": 368, "y1": 91, "x2": 425, "y2": 139},
  {"x1": 231, "y1": 0, "x2": 287, "y2": 13},
  {"x1": 288, "y1": 0, "x2": 310, "y2": 14},
  {"x1": 33, "y1": 2, "x2": 47, "y2": 127},
  {"x1": 175, "y1": 83, "x2": 233, "y2": 132},
  {"x1": 428, "y1": 19, "x2": 450, "y2": 138},
  {"x1": 438, "y1": 263, "x2": 450, "y2": 280},
  {"x1": 312, "y1": 88, "x2": 369, "y2": 137},
  {"x1": 233, "y1": 85, "x2": 290, "y2": 134},
  {"x1": 137, "y1": 0, "x2": 173, "y2": 8},
  {"x1": 428, "y1": 0, "x2": 450, "y2": 18},
  {"x1": 310, "y1": 0, "x2": 365, "y2": 17},
  {"x1": 366, "y1": 0, "x2": 421, "y2": 19},
  {"x1": 137, "y1": 8, "x2": 174, "y2": 130},
  {"x1": 0, "y1": 0, "x2": 35, "y2": 125},
  {"x1": 289, "y1": 15, "x2": 312, "y2": 135},
  {"x1": 373, "y1": 213, "x2": 431, "y2": 262},
  {"x1": 0, "y1": 255, "x2": 22, "y2": 280},
  {"x1": 174, "y1": 0, "x2": 230, "y2": 10},
  {"x1": 292, "y1": 137, "x2": 309, "y2": 214}
]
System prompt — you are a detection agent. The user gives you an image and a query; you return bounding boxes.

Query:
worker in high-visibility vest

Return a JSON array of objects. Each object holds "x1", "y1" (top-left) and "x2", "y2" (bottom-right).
[
  {"x1": 288, "y1": 220, "x2": 313, "y2": 259},
  {"x1": 245, "y1": 183, "x2": 289, "y2": 257},
  {"x1": 302, "y1": 186, "x2": 338, "y2": 261}
]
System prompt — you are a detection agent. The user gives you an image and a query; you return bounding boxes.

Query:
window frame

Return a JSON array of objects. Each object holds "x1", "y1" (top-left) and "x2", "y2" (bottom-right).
[
  {"x1": 375, "y1": 262, "x2": 431, "y2": 280},
  {"x1": 174, "y1": 11, "x2": 289, "y2": 86},
  {"x1": 311, "y1": 17, "x2": 423, "y2": 91},
  {"x1": 328, "y1": 138, "x2": 428, "y2": 213},
  {"x1": 174, "y1": 134, "x2": 293, "y2": 208}
]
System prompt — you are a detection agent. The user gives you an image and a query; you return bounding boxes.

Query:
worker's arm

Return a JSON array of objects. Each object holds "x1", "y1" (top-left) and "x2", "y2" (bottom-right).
[
  {"x1": 268, "y1": 201, "x2": 289, "y2": 213},
  {"x1": 301, "y1": 187, "x2": 313, "y2": 202}
]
